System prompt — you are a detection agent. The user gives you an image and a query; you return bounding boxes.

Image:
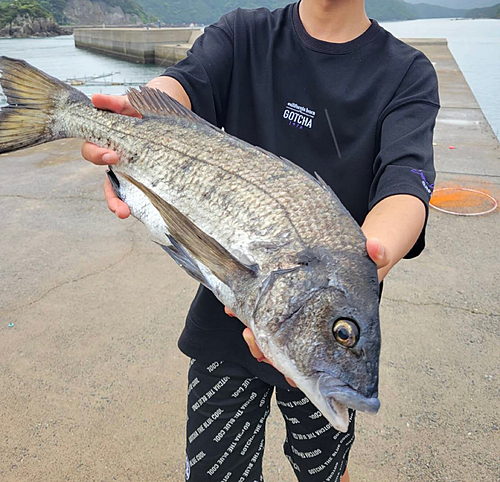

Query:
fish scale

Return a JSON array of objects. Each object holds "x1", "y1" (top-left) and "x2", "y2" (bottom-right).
[
  {"x1": 113, "y1": 122, "x2": 319, "y2": 252},
  {"x1": 0, "y1": 56, "x2": 382, "y2": 433},
  {"x1": 128, "y1": 123, "x2": 349, "y2": 253}
]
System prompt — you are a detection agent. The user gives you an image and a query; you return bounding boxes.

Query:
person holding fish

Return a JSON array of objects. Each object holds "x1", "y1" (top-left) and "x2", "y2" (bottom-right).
[
  {"x1": 0, "y1": 0, "x2": 437, "y2": 476},
  {"x1": 76, "y1": 0, "x2": 439, "y2": 480}
]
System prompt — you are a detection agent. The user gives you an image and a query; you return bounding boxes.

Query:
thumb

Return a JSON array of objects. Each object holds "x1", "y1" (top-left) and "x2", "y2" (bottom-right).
[
  {"x1": 224, "y1": 306, "x2": 236, "y2": 317},
  {"x1": 242, "y1": 328, "x2": 266, "y2": 361},
  {"x1": 366, "y1": 238, "x2": 390, "y2": 270}
]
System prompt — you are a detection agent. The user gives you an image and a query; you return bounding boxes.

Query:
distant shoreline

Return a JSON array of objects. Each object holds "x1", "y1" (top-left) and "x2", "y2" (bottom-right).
[{"x1": 0, "y1": 24, "x2": 204, "y2": 39}]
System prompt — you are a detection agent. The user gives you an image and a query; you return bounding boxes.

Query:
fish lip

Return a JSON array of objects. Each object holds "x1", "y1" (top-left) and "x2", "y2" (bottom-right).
[{"x1": 318, "y1": 373, "x2": 381, "y2": 414}]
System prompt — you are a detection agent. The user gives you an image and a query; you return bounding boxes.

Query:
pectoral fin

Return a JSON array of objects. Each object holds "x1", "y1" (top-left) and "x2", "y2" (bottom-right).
[{"x1": 120, "y1": 173, "x2": 258, "y2": 285}]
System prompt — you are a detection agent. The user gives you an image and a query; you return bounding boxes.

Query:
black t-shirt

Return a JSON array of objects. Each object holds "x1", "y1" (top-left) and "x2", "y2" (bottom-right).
[{"x1": 162, "y1": 3, "x2": 439, "y2": 387}]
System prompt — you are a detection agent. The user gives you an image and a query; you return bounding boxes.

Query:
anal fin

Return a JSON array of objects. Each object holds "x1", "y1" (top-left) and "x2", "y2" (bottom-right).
[
  {"x1": 106, "y1": 168, "x2": 123, "y2": 201},
  {"x1": 154, "y1": 240, "x2": 209, "y2": 288}
]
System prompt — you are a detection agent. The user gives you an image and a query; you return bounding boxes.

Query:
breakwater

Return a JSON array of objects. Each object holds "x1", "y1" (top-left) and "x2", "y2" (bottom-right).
[{"x1": 74, "y1": 27, "x2": 202, "y2": 64}]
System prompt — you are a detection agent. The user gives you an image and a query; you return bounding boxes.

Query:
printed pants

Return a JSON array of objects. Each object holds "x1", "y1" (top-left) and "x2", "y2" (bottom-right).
[{"x1": 185, "y1": 359, "x2": 355, "y2": 482}]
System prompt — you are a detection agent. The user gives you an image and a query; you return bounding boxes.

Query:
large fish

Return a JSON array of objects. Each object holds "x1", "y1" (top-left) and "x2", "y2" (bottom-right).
[{"x1": 0, "y1": 57, "x2": 381, "y2": 432}]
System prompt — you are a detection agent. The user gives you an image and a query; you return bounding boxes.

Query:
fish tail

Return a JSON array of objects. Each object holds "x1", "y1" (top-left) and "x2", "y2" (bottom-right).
[{"x1": 0, "y1": 56, "x2": 90, "y2": 154}]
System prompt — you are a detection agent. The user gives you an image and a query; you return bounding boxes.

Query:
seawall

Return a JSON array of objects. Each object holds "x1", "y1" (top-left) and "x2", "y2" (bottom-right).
[{"x1": 74, "y1": 27, "x2": 202, "y2": 63}]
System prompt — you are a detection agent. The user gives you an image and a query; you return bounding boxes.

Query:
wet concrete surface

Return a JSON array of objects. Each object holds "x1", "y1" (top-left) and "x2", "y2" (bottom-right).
[{"x1": 1, "y1": 41, "x2": 499, "y2": 481}]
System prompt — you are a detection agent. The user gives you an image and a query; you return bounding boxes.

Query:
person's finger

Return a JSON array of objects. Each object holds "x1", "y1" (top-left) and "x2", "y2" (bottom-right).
[
  {"x1": 227, "y1": 309, "x2": 270, "y2": 363},
  {"x1": 103, "y1": 177, "x2": 130, "y2": 219},
  {"x1": 91, "y1": 93, "x2": 141, "y2": 118},
  {"x1": 242, "y1": 328, "x2": 296, "y2": 386},
  {"x1": 242, "y1": 328, "x2": 268, "y2": 361},
  {"x1": 366, "y1": 237, "x2": 390, "y2": 270},
  {"x1": 242, "y1": 329, "x2": 297, "y2": 386},
  {"x1": 81, "y1": 142, "x2": 119, "y2": 165},
  {"x1": 224, "y1": 306, "x2": 236, "y2": 317}
]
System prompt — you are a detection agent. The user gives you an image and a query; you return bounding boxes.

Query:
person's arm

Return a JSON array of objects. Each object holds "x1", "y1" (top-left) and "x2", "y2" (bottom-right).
[
  {"x1": 368, "y1": 53, "x2": 439, "y2": 260},
  {"x1": 362, "y1": 194, "x2": 426, "y2": 281},
  {"x1": 146, "y1": 76, "x2": 191, "y2": 109}
]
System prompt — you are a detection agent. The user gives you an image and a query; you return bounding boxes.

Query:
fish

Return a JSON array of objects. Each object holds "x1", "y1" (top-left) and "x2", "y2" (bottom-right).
[{"x1": 0, "y1": 57, "x2": 381, "y2": 432}]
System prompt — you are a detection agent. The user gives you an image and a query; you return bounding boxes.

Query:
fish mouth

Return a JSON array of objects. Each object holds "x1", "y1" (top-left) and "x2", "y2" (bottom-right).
[{"x1": 318, "y1": 373, "x2": 380, "y2": 415}]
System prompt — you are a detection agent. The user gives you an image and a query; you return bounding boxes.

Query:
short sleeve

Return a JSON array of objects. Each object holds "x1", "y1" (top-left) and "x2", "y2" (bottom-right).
[
  {"x1": 161, "y1": 14, "x2": 235, "y2": 127},
  {"x1": 370, "y1": 53, "x2": 440, "y2": 258}
]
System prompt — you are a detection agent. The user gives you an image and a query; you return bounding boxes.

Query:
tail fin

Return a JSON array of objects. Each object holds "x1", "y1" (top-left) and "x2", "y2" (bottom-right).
[{"x1": 0, "y1": 56, "x2": 89, "y2": 154}]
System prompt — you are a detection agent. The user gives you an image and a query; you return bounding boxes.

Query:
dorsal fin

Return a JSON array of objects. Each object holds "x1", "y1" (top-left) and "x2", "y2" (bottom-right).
[
  {"x1": 126, "y1": 86, "x2": 218, "y2": 132},
  {"x1": 120, "y1": 172, "x2": 258, "y2": 285},
  {"x1": 252, "y1": 144, "x2": 333, "y2": 192},
  {"x1": 314, "y1": 171, "x2": 337, "y2": 199}
]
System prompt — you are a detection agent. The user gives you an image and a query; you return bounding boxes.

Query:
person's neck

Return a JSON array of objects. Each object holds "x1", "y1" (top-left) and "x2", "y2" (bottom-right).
[{"x1": 298, "y1": 0, "x2": 371, "y2": 43}]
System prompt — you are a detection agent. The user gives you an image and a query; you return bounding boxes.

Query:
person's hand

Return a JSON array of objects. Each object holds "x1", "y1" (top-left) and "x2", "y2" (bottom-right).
[
  {"x1": 81, "y1": 94, "x2": 140, "y2": 219},
  {"x1": 225, "y1": 237, "x2": 389, "y2": 386},
  {"x1": 224, "y1": 306, "x2": 297, "y2": 387},
  {"x1": 364, "y1": 237, "x2": 390, "y2": 282}
]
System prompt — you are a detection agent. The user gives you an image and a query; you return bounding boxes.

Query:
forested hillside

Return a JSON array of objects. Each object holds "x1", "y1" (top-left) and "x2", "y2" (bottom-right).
[
  {"x1": 0, "y1": 0, "x2": 51, "y2": 27},
  {"x1": 410, "y1": 3, "x2": 466, "y2": 18},
  {"x1": 406, "y1": 0, "x2": 496, "y2": 8},
  {"x1": 0, "y1": 0, "x2": 149, "y2": 30},
  {"x1": 366, "y1": 0, "x2": 414, "y2": 20},
  {"x1": 136, "y1": 0, "x2": 415, "y2": 24},
  {"x1": 135, "y1": 0, "x2": 468, "y2": 25},
  {"x1": 466, "y1": 2, "x2": 500, "y2": 16}
]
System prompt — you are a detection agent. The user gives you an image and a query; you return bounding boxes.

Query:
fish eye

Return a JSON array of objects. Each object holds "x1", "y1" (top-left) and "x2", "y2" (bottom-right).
[{"x1": 333, "y1": 319, "x2": 359, "y2": 348}]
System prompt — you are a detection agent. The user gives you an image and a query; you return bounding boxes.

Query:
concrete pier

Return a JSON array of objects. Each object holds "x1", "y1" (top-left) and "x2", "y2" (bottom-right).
[
  {"x1": 154, "y1": 43, "x2": 191, "y2": 66},
  {"x1": 0, "y1": 40, "x2": 498, "y2": 481},
  {"x1": 74, "y1": 27, "x2": 202, "y2": 63}
]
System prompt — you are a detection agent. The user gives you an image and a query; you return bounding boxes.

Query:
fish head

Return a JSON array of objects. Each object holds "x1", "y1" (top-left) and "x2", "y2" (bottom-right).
[{"x1": 253, "y1": 249, "x2": 381, "y2": 432}]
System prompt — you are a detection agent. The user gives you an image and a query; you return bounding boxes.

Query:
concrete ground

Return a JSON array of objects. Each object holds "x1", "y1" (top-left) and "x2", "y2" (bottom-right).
[{"x1": 1, "y1": 41, "x2": 499, "y2": 481}]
